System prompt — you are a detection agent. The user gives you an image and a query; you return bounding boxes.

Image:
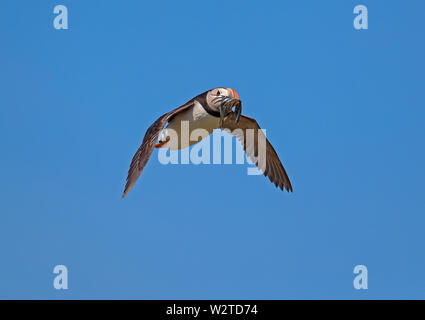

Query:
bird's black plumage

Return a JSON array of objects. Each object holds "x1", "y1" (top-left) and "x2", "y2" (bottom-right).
[{"x1": 122, "y1": 100, "x2": 194, "y2": 198}]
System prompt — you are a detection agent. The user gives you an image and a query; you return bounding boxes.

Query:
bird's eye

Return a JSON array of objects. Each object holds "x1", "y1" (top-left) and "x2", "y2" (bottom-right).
[{"x1": 217, "y1": 90, "x2": 221, "y2": 96}]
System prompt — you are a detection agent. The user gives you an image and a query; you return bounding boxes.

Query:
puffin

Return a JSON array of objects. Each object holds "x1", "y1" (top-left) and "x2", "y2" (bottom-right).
[{"x1": 122, "y1": 87, "x2": 293, "y2": 198}]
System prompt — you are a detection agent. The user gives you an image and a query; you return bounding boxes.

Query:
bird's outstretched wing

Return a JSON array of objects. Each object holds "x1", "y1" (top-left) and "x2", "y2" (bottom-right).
[
  {"x1": 122, "y1": 101, "x2": 194, "y2": 198},
  {"x1": 222, "y1": 113, "x2": 293, "y2": 192}
]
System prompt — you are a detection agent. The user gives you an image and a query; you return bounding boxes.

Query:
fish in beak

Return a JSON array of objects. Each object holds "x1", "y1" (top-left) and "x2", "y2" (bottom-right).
[{"x1": 212, "y1": 95, "x2": 242, "y2": 128}]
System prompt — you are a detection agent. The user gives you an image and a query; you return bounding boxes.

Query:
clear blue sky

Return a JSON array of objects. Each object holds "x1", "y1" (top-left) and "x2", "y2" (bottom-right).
[{"x1": 1, "y1": 0, "x2": 424, "y2": 299}]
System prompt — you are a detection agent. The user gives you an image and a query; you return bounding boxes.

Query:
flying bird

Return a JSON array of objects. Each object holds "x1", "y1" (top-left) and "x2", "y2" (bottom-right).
[{"x1": 122, "y1": 88, "x2": 292, "y2": 198}]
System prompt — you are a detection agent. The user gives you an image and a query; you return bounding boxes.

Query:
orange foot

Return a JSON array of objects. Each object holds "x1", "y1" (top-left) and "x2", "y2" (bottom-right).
[{"x1": 154, "y1": 140, "x2": 167, "y2": 148}]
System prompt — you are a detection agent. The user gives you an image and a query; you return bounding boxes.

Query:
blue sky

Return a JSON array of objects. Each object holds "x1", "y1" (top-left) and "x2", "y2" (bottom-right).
[{"x1": 1, "y1": 0, "x2": 424, "y2": 299}]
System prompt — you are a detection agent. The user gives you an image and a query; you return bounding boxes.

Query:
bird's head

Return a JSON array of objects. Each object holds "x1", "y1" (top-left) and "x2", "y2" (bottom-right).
[{"x1": 206, "y1": 87, "x2": 242, "y2": 124}]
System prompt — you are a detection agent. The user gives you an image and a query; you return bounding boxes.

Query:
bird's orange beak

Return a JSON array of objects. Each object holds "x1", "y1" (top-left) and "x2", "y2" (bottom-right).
[
  {"x1": 230, "y1": 88, "x2": 239, "y2": 100},
  {"x1": 229, "y1": 88, "x2": 241, "y2": 108},
  {"x1": 227, "y1": 88, "x2": 242, "y2": 124}
]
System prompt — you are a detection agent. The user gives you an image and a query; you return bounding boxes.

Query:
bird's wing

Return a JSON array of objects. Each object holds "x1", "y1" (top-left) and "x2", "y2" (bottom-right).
[
  {"x1": 122, "y1": 101, "x2": 194, "y2": 198},
  {"x1": 222, "y1": 113, "x2": 293, "y2": 192}
]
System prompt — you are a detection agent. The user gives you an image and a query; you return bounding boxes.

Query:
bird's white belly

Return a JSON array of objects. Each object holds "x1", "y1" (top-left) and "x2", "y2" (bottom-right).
[{"x1": 160, "y1": 101, "x2": 219, "y2": 150}]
